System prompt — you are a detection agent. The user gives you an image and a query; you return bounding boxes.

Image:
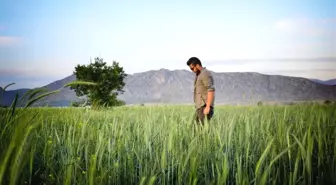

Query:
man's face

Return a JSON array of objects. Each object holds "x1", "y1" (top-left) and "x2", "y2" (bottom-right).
[{"x1": 189, "y1": 64, "x2": 199, "y2": 74}]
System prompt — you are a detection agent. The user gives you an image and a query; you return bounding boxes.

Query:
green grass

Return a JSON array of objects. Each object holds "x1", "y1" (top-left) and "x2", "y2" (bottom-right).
[{"x1": 0, "y1": 104, "x2": 335, "y2": 184}]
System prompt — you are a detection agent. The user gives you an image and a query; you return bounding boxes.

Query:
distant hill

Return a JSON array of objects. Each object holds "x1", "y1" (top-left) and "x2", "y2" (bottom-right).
[
  {"x1": 0, "y1": 88, "x2": 30, "y2": 106},
  {"x1": 309, "y1": 78, "x2": 336, "y2": 86},
  {"x1": 1, "y1": 69, "x2": 336, "y2": 107}
]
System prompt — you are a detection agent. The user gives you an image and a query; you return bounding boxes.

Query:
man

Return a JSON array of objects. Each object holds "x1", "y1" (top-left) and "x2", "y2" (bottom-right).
[{"x1": 186, "y1": 57, "x2": 215, "y2": 124}]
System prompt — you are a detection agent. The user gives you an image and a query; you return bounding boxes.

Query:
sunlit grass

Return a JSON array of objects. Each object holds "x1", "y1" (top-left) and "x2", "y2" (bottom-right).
[{"x1": 0, "y1": 104, "x2": 335, "y2": 184}]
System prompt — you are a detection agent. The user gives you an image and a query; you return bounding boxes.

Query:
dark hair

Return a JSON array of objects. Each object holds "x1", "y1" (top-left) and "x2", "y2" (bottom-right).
[{"x1": 186, "y1": 57, "x2": 202, "y2": 66}]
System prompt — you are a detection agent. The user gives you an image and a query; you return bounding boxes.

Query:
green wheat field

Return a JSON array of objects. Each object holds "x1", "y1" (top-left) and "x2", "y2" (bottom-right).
[{"x1": 1, "y1": 104, "x2": 335, "y2": 185}]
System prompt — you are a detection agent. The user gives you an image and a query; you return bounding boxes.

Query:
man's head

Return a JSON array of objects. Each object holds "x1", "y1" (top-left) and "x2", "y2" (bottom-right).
[{"x1": 186, "y1": 57, "x2": 203, "y2": 74}]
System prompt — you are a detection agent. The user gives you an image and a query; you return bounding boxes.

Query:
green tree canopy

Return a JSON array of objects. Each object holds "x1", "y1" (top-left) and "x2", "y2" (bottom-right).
[{"x1": 70, "y1": 57, "x2": 127, "y2": 108}]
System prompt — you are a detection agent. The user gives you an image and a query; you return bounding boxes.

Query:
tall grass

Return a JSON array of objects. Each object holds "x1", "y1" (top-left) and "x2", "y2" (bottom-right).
[{"x1": 0, "y1": 103, "x2": 335, "y2": 184}]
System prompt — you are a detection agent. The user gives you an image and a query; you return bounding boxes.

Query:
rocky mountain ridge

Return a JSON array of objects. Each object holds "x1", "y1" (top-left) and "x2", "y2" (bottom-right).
[{"x1": 1, "y1": 69, "x2": 335, "y2": 107}]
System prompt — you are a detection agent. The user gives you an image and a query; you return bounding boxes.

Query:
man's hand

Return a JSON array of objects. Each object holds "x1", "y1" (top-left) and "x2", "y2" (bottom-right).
[{"x1": 203, "y1": 106, "x2": 210, "y2": 115}]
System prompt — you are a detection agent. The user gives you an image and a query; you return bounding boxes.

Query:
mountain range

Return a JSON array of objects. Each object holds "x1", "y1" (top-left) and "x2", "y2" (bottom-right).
[
  {"x1": 309, "y1": 78, "x2": 336, "y2": 86},
  {"x1": 1, "y1": 69, "x2": 335, "y2": 107}
]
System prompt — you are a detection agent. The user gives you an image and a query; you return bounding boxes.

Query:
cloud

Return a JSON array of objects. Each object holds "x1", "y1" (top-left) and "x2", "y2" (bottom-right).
[
  {"x1": 0, "y1": 36, "x2": 21, "y2": 46},
  {"x1": 274, "y1": 17, "x2": 336, "y2": 37},
  {"x1": 0, "y1": 68, "x2": 69, "y2": 78},
  {"x1": 208, "y1": 58, "x2": 336, "y2": 80},
  {"x1": 209, "y1": 58, "x2": 336, "y2": 71},
  {"x1": 271, "y1": 17, "x2": 336, "y2": 58},
  {"x1": 0, "y1": 68, "x2": 69, "y2": 90},
  {"x1": 262, "y1": 69, "x2": 336, "y2": 81},
  {"x1": 0, "y1": 76, "x2": 56, "y2": 90}
]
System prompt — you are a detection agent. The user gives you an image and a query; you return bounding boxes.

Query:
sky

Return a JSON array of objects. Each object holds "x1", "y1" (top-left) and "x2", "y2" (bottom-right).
[{"x1": 0, "y1": 0, "x2": 335, "y2": 90}]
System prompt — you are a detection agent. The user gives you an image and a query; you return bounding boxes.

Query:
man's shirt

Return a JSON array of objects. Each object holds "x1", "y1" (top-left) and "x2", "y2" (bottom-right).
[{"x1": 193, "y1": 68, "x2": 215, "y2": 108}]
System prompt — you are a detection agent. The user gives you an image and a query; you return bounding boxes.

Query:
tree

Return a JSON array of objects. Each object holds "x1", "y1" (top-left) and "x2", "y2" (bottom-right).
[{"x1": 70, "y1": 57, "x2": 127, "y2": 108}]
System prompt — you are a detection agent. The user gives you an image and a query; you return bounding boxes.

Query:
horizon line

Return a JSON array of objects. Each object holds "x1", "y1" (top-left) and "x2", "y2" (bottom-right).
[{"x1": 3, "y1": 70, "x2": 335, "y2": 91}]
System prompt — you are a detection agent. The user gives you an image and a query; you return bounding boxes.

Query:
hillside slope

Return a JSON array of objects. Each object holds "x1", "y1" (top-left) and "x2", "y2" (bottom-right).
[
  {"x1": 310, "y1": 78, "x2": 336, "y2": 86},
  {"x1": 2, "y1": 69, "x2": 336, "y2": 106}
]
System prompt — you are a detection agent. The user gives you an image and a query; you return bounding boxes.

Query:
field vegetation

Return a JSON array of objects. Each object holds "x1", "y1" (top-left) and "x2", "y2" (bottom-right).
[{"x1": 1, "y1": 102, "x2": 335, "y2": 185}]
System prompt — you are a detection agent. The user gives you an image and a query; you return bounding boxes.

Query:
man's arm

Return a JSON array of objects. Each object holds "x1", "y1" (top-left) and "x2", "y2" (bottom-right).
[
  {"x1": 206, "y1": 90, "x2": 214, "y2": 107},
  {"x1": 202, "y1": 72, "x2": 215, "y2": 107}
]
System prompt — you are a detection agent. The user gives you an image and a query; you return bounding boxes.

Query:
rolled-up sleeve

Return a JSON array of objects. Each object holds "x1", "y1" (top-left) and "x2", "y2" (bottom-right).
[{"x1": 202, "y1": 71, "x2": 215, "y2": 91}]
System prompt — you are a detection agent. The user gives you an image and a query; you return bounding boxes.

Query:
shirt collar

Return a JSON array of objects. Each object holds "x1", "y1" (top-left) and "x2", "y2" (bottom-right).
[{"x1": 196, "y1": 67, "x2": 206, "y2": 76}]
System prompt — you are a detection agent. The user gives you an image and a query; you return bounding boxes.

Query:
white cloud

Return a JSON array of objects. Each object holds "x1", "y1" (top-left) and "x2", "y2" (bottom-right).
[
  {"x1": 271, "y1": 17, "x2": 336, "y2": 58},
  {"x1": 263, "y1": 70, "x2": 336, "y2": 81},
  {"x1": 0, "y1": 36, "x2": 21, "y2": 46},
  {"x1": 0, "y1": 65, "x2": 73, "y2": 78},
  {"x1": 208, "y1": 59, "x2": 336, "y2": 80},
  {"x1": 0, "y1": 78, "x2": 56, "y2": 90},
  {"x1": 274, "y1": 17, "x2": 336, "y2": 37}
]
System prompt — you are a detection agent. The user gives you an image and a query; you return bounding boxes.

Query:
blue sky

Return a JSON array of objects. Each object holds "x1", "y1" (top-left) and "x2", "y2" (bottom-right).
[{"x1": 0, "y1": 0, "x2": 335, "y2": 89}]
